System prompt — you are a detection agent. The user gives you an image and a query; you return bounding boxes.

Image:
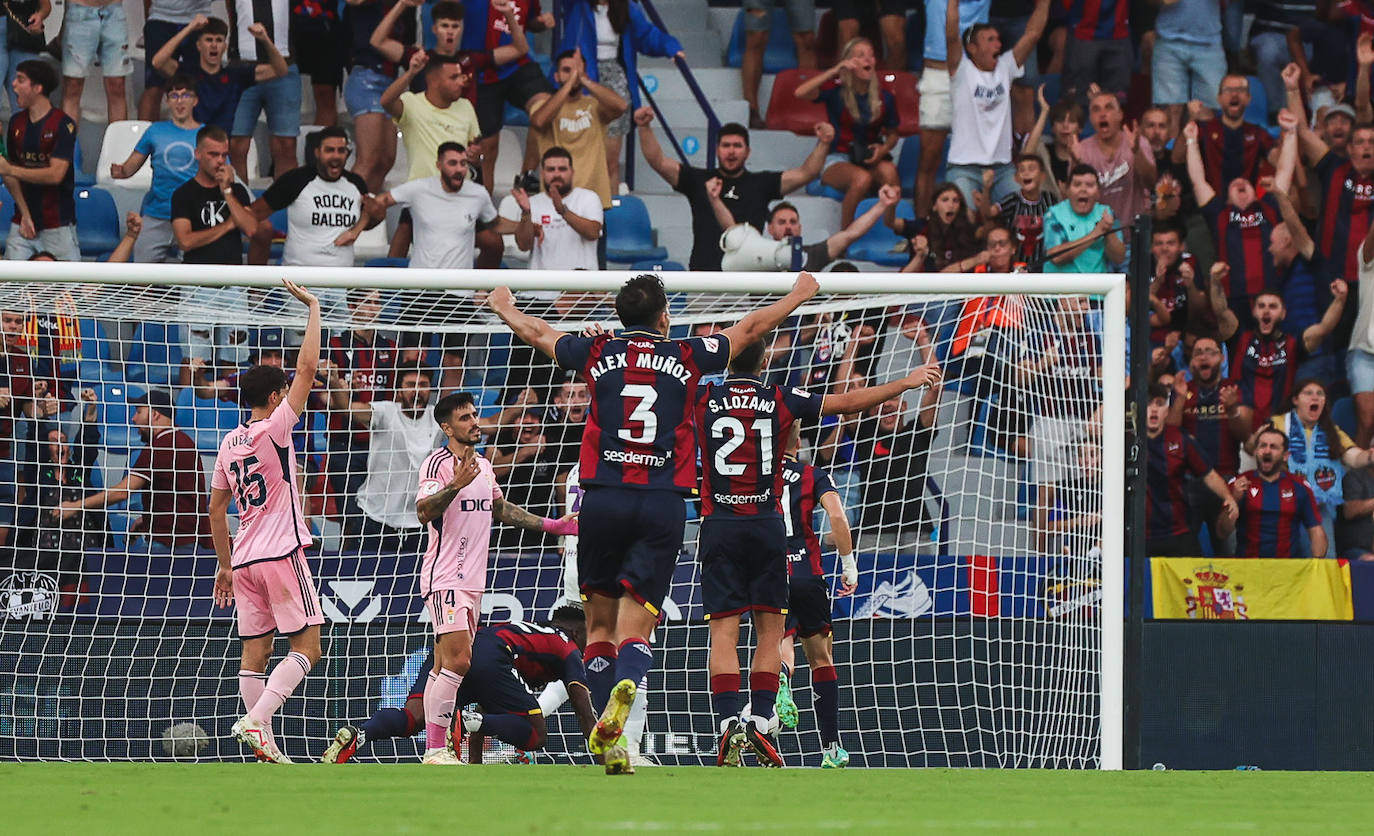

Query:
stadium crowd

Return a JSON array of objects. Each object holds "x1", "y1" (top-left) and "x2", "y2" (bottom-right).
[{"x1": 1, "y1": 0, "x2": 1374, "y2": 570}]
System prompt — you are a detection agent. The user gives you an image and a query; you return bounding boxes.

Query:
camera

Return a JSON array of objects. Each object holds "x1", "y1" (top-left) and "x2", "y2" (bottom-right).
[
  {"x1": 514, "y1": 170, "x2": 541, "y2": 194},
  {"x1": 848, "y1": 142, "x2": 872, "y2": 166}
]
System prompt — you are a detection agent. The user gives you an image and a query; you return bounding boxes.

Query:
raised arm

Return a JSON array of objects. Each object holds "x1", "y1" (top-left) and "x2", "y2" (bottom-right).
[
  {"x1": 1012, "y1": 0, "x2": 1051, "y2": 68},
  {"x1": 1273, "y1": 108, "x2": 1300, "y2": 196},
  {"x1": 780, "y1": 123, "x2": 836, "y2": 194},
  {"x1": 828, "y1": 185, "x2": 900, "y2": 257},
  {"x1": 1024, "y1": 84, "x2": 1051, "y2": 156},
  {"x1": 1282, "y1": 62, "x2": 1330, "y2": 165},
  {"x1": 719, "y1": 272, "x2": 821, "y2": 361},
  {"x1": 704, "y1": 176, "x2": 735, "y2": 229},
  {"x1": 382, "y1": 50, "x2": 427, "y2": 118},
  {"x1": 632, "y1": 106, "x2": 681, "y2": 187},
  {"x1": 944, "y1": 0, "x2": 962, "y2": 74},
  {"x1": 282, "y1": 279, "x2": 321, "y2": 414},
  {"x1": 1358, "y1": 34, "x2": 1374, "y2": 124},
  {"x1": 490, "y1": 0, "x2": 531, "y2": 65},
  {"x1": 152, "y1": 15, "x2": 204, "y2": 77},
  {"x1": 487, "y1": 286, "x2": 571, "y2": 359},
  {"x1": 1303, "y1": 279, "x2": 1348, "y2": 352},
  {"x1": 583, "y1": 73, "x2": 628, "y2": 125},
  {"x1": 323, "y1": 364, "x2": 373, "y2": 428},
  {"x1": 249, "y1": 23, "x2": 289, "y2": 81},
  {"x1": 1207, "y1": 262, "x2": 1240, "y2": 340},
  {"x1": 820, "y1": 363, "x2": 942, "y2": 415},
  {"x1": 367, "y1": 0, "x2": 418, "y2": 64},
  {"x1": 1181, "y1": 121, "x2": 1216, "y2": 206},
  {"x1": 531, "y1": 65, "x2": 581, "y2": 131}
]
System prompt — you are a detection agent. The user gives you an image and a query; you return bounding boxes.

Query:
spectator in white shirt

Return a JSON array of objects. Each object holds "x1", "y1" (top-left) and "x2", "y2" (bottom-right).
[
  {"x1": 944, "y1": 0, "x2": 1051, "y2": 210},
  {"x1": 512, "y1": 146, "x2": 604, "y2": 274}
]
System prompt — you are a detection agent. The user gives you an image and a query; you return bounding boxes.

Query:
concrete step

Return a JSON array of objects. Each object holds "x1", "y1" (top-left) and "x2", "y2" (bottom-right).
[{"x1": 639, "y1": 67, "x2": 742, "y2": 102}]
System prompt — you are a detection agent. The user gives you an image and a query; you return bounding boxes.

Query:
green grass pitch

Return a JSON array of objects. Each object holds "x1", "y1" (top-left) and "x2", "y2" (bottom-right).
[{"x1": 8, "y1": 764, "x2": 1374, "y2": 833}]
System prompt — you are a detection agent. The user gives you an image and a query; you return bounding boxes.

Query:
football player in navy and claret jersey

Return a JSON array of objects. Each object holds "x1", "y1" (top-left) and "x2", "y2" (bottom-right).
[
  {"x1": 488, "y1": 270, "x2": 821, "y2": 774},
  {"x1": 697, "y1": 337, "x2": 940, "y2": 767}
]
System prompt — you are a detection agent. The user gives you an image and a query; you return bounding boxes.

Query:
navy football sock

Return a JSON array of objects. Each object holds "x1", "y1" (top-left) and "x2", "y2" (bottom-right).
[
  {"x1": 710, "y1": 673, "x2": 743, "y2": 730},
  {"x1": 584, "y1": 641, "x2": 618, "y2": 715},
  {"x1": 615, "y1": 638, "x2": 653, "y2": 693},
  {"x1": 360, "y1": 707, "x2": 413, "y2": 743},
  {"x1": 813, "y1": 666, "x2": 840, "y2": 747},
  {"x1": 480, "y1": 714, "x2": 541, "y2": 750}
]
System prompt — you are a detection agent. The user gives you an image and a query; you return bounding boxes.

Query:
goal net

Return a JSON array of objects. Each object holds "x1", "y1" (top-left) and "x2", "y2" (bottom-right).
[{"x1": 0, "y1": 264, "x2": 1124, "y2": 768}]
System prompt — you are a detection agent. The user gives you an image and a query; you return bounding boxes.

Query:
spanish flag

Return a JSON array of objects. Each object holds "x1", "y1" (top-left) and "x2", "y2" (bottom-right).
[{"x1": 1151, "y1": 558, "x2": 1353, "y2": 621}]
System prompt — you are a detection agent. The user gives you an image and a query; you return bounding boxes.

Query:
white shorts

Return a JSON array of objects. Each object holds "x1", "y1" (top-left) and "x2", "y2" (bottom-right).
[
  {"x1": 917, "y1": 67, "x2": 952, "y2": 131},
  {"x1": 426, "y1": 588, "x2": 481, "y2": 636}
]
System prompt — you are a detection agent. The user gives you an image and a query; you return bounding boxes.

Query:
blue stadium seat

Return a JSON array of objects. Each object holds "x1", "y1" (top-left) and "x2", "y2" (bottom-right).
[
  {"x1": 66, "y1": 318, "x2": 120, "y2": 382},
  {"x1": 805, "y1": 178, "x2": 844, "y2": 201},
  {"x1": 125, "y1": 322, "x2": 183, "y2": 386},
  {"x1": 725, "y1": 7, "x2": 798, "y2": 73},
  {"x1": 1334, "y1": 396, "x2": 1357, "y2": 439},
  {"x1": 175, "y1": 386, "x2": 243, "y2": 452},
  {"x1": 1245, "y1": 75, "x2": 1270, "y2": 128},
  {"x1": 629, "y1": 260, "x2": 685, "y2": 271},
  {"x1": 90, "y1": 380, "x2": 146, "y2": 456},
  {"x1": 842, "y1": 197, "x2": 915, "y2": 266},
  {"x1": 604, "y1": 195, "x2": 668, "y2": 263},
  {"x1": 75, "y1": 187, "x2": 121, "y2": 258}
]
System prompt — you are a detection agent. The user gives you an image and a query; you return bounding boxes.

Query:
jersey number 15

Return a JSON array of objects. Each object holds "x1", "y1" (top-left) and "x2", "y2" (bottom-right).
[{"x1": 228, "y1": 456, "x2": 267, "y2": 509}]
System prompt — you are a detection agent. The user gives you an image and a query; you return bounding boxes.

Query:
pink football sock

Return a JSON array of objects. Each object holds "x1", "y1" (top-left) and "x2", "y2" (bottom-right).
[
  {"x1": 250, "y1": 652, "x2": 311, "y2": 722},
  {"x1": 424, "y1": 669, "x2": 464, "y2": 750}
]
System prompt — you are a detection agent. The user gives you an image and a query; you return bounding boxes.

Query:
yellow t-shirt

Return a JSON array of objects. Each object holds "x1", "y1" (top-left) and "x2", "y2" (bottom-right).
[
  {"x1": 531, "y1": 94, "x2": 612, "y2": 208},
  {"x1": 396, "y1": 91, "x2": 481, "y2": 181}
]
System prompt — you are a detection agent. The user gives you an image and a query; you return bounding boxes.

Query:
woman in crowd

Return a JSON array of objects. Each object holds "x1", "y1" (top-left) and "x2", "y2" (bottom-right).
[
  {"x1": 793, "y1": 37, "x2": 901, "y2": 226},
  {"x1": 896, "y1": 183, "x2": 982, "y2": 272}
]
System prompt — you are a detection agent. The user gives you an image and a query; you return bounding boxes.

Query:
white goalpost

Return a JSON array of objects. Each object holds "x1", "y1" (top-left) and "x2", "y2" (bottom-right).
[{"x1": 0, "y1": 263, "x2": 1124, "y2": 769}]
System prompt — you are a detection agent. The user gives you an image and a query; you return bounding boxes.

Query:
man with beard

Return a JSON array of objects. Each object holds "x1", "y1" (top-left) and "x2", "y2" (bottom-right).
[
  {"x1": 1212, "y1": 281, "x2": 1347, "y2": 437},
  {"x1": 249, "y1": 127, "x2": 380, "y2": 267},
  {"x1": 1140, "y1": 106, "x2": 1195, "y2": 221},
  {"x1": 513, "y1": 146, "x2": 603, "y2": 273},
  {"x1": 55, "y1": 389, "x2": 209, "y2": 550},
  {"x1": 1231, "y1": 426, "x2": 1325, "y2": 558},
  {"x1": 325, "y1": 362, "x2": 445, "y2": 556},
  {"x1": 1170, "y1": 334, "x2": 1243, "y2": 481},
  {"x1": 1284, "y1": 62, "x2": 1374, "y2": 285},
  {"x1": 634, "y1": 107, "x2": 832, "y2": 271},
  {"x1": 1145, "y1": 383, "x2": 1237, "y2": 557},
  {"x1": 528, "y1": 49, "x2": 626, "y2": 214},
  {"x1": 1171, "y1": 75, "x2": 1276, "y2": 197}
]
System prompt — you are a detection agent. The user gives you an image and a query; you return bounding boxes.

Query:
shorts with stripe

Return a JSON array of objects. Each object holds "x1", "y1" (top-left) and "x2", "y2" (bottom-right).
[
  {"x1": 426, "y1": 588, "x2": 481, "y2": 636},
  {"x1": 233, "y1": 550, "x2": 324, "y2": 639}
]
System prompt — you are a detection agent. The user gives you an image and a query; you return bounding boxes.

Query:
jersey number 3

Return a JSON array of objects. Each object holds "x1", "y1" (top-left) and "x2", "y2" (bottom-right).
[
  {"x1": 228, "y1": 455, "x2": 268, "y2": 509},
  {"x1": 617, "y1": 383, "x2": 658, "y2": 444}
]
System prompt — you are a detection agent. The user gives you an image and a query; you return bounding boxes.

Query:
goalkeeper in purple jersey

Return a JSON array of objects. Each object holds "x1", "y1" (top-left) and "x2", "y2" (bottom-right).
[{"x1": 772, "y1": 424, "x2": 856, "y2": 769}]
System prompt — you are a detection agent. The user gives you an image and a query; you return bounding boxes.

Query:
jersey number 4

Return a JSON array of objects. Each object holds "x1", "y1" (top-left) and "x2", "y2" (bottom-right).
[
  {"x1": 711, "y1": 416, "x2": 774, "y2": 477},
  {"x1": 228, "y1": 456, "x2": 268, "y2": 509}
]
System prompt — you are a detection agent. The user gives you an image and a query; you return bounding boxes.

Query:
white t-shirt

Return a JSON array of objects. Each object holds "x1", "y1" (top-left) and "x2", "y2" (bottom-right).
[
  {"x1": 594, "y1": 3, "x2": 618, "y2": 60},
  {"x1": 948, "y1": 49, "x2": 1023, "y2": 167},
  {"x1": 357, "y1": 400, "x2": 447, "y2": 529},
  {"x1": 1353, "y1": 244, "x2": 1374, "y2": 354},
  {"x1": 528, "y1": 187, "x2": 603, "y2": 272},
  {"x1": 261, "y1": 166, "x2": 371, "y2": 267},
  {"x1": 389, "y1": 176, "x2": 498, "y2": 274}
]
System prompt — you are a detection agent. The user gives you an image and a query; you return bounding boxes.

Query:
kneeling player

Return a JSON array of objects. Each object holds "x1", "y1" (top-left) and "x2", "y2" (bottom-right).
[
  {"x1": 451, "y1": 606, "x2": 598, "y2": 754},
  {"x1": 773, "y1": 425, "x2": 857, "y2": 769}
]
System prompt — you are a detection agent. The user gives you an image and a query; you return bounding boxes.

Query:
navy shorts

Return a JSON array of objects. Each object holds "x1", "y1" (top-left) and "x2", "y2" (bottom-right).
[
  {"x1": 698, "y1": 516, "x2": 789, "y2": 619},
  {"x1": 455, "y1": 631, "x2": 540, "y2": 716},
  {"x1": 578, "y1": 485, "x2": 687, "y2": 616},
  {"x1": 475, "y1": 61, "x2": 554, "y2": 136},
  {"x1": 407, "y1": 648, "x2": 435, "y2": 700},
  {"x1": 786, "y1": 574, "x2": 832, "y2": 638}
]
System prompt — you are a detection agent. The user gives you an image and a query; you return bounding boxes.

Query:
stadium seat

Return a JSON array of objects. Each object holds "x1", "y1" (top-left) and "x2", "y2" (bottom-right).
[
  {"x1": 604, "y1": 195, "x2": 668, "y2": 263},
  {"x1": 125, "y1": 321, "x2": 183, "y2": 387},
  {"x1": 894, "y1": 133, "x2": 949, "y2": 196},
  {"x1": 67, "y1": 318, "x2": 120, "y2": 383},
  {"x1": 806, "y1": 178, "x2": 845, "y2": 201},
  {"x1": 884, "y1": 71, "x2": 921, "y2": 137},
  {"x1": 352, "y1": 223, "x2": 391, "y2": 263},
  {"x1": 629, "y1": 258, "x2": 684, "y2": 270},
  {"x1": 75, "y1": 187, "x2": 121, "y2": 258},
  {"x1": 90, "y1": 380, "x2": 146, "y2": 456},
  {"x1": 725, "y1": 7, "x2": 798, "y2": 73},
  {"x1": 1245, "y1": 75, "x2": 1270, "y2": 128},
  {"x1": 73, "y1": 140, "x2": 94, "y2": 186},
  {"x1": 842, "y1": 196, "x2": 915, "y2": 266},
  {"x1": 764, "y1": 69, "x2": 828, "y2": 135},
  {"x1": 95, "y1": 121, "x2": 153, "y2": 188},
  {"x1": 1334, "y1": 396, "x2": 1357, "y2": 439},
  {"x1": 175, "y1": 386, "x2": 243, "y2": 452}
]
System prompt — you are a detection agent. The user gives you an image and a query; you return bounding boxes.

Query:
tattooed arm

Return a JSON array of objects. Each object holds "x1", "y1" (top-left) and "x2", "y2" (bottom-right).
[{"x1": 493, "y1": 497, "x2": 579, "y2": 535}]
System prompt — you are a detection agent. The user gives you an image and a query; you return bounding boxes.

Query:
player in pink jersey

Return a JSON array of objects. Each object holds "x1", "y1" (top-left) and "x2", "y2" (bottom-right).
[
  {"x1": 406, "y1": 390, "x2": 578, "y2": 764},
  {"x1": 210, "y1": 278, "x2": 322, "y2": 764}
]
